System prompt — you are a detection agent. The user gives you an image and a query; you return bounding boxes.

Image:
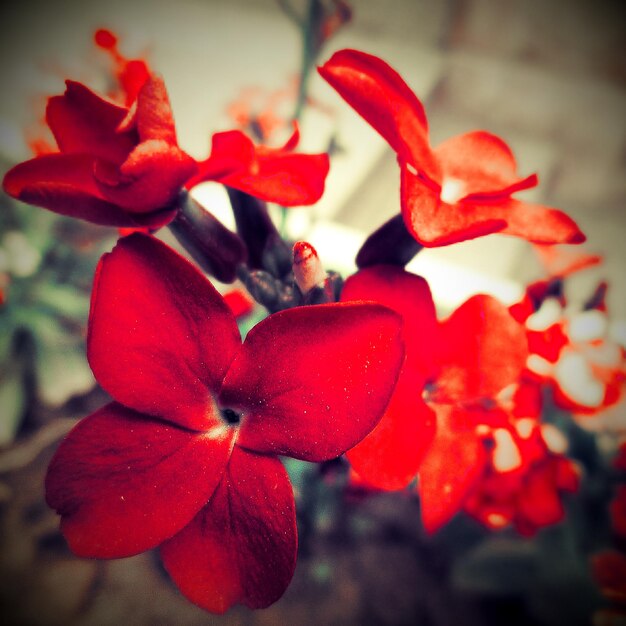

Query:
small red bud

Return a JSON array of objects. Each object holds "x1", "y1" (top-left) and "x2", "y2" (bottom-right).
[
  {"x1": 94, "y1": 29, "x2": 118, "y2": 50},
  {"x1": 293, "y1": 242, "x2": 326, "y2": 295}
]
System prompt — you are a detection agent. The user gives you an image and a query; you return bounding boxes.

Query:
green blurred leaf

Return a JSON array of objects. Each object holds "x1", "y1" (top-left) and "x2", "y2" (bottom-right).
[{"x1": 0, "y1": 369, "x2": 26, "y2": 446}]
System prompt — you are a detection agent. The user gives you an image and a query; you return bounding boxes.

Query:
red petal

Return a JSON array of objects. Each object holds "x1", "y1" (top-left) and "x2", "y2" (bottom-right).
[
  {"x1": 341, "y1": 265, "x2": 439, "y2": 380},
  {"x1": 1, "y1": 153, "x2": 173, "y2": 226},
  {"x1": 533, "y1": 243, "x2": 602, "y2": 277},
  {"x1": 436, "y1": 295, "x2": 528, "y2": 403},
  {"x1": 516, "y1": 462, "x2": 564, "y2": 529},
  {"x1": 88, "y1": 234, "x2": 241, "y2": 431},
  {"x1": 45, "y1": 402, "x2": 235, "y2": 558},
  {"x1": 512, "y1": 375, "x2": 543, "y2": 418},
  {"x1": 484, "y1": 198, "x2": 586, "y2": 244},
  {"x1": 46, "y1": 80, "x2": 136, "y2": 164},
  {"x1": 400, "y1": 168, "x2": 507, "y2": 246},
  {"x1": 222, "y1": 150, "x2": 330, "y2": 206},
  {"x1": 434, "y1": 131, "x2": 537, "y2": 197},
  {"x1": 417, "y1": 404, "x2": 489, "y2": 533},
  {"x1": 223, "y1": 302, "x2": 404, "y2": 462},
  {"x1": 161, "y1": 447, "x2": 296, "y2": 613},
  {"x1": 190, "y1": 130, "x2": 329, "y2": 206},
  {"x1": 134, "y1": 75, "x2": 178, "y2": 143},
  {"x1": 346, "y1": 370, "x2": 436, "y2": 490},
  {"x1": 94, "y1": 139, "x2": 197, "y2": 212},
  {"x1": 318, "y1": 49, "x2": 439, "y2": 181},
  {"x1": 527, "y1": 323, "x2": 568, "y2": 363}
]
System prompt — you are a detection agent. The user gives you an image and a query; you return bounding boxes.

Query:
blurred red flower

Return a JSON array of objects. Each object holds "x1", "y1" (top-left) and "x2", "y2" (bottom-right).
[
  {"x1": 319, "y1": 49, "x2": 584, "y2": 247},
  {"x1": 94, "y1": 28, "x2": 151, "y2": 106},
  {"x1": 341, "y1": 265, "x2": 530, "y2": 532},
  {"x1": 3, "y1": 76, "x2": 196, "y2": 228},
  {"x1": 45, "y1": 234, "x2": 404, "y2": 613},
  {"x1": 464, "y1": 419, "x2": 579, "y2": 536}
]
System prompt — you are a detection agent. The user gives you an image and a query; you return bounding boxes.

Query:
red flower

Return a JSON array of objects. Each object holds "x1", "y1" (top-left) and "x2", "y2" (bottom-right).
[
  {"x1": 94, "y1": 28, "x2": 151, "y2": 106},
  {"x1": 3, "y1": 76, "x2": 196, "y2": 228},
  {"x1": 341, "y1": 265, "x2": 528, "y2": 531},
  {"x1": 610, "y1": 485, "x2": 626, "y2": 538},
  {"x1": 186, "y1": 124, "x2": 329, "y2": 206},
  {"x1": 319, "y1": 49, "x2": 584, "y2": 246},
  {"x1": 592, "y1": 550, "x2": 626, "y2": 603},
  {"x1": 45, "y1": 234, "x2": 404, "y2": 613},
  {"x1": 464, "y1": 419, "x2": 579, "y2": 535}
]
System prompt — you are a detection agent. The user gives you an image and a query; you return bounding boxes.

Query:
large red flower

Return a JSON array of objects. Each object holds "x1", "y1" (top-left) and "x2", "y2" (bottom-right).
[
  {"x1": 45, "y1": 234, "x2": 403, "y2": 613},
  {"x1": 186, "y1": 124, "x2": 329, "y2": 206},
  {"x1": 3, "y1": 76, "x2": 196, "y2": 228},
  {"x1": 319, "y1": 49, "x2": 584, "y2": 246},
  {"x1": 341, "y1": 265, "x2": 529, "y2": 531}
]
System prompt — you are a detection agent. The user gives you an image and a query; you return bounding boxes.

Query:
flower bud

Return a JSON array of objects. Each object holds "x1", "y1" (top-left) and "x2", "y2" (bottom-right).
[{"x1": 293, "y1": 242, "x2": 326, "y2": 295}]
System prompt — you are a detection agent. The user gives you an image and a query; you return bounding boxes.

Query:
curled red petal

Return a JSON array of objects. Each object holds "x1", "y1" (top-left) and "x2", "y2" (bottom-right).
[
  {"x1": 189, "y1": 130, "x2": 329, "y2": 206},
  {"x1": 400, "y1": 167, "x2": 507, "y2": 246},
  {"x1": 221, "y1": 150, "x2": 330, "y2": 206},
  {"x1": 484, "y1": 198, "x2": 586, "y2": 244},
  {"x1": 319, "y1": 49, "x2": 439, "y2": 181},
  {"x1": 45, "y1": 402, "x2": 235, "y2": 558},
  {"x1": 161, "y1": 447, "x2": 296, "y2": 613},
  {"x1": 94, "y1": 139, "x2": 197, "y2": 212},
  {"x1": 434, "y1": 130, "x2": 535, "y2": 197},
  {"x1": 346, "y1": 370, "x2": 436, "y2": 490},
  {"x1": 88, "y1": 234, "x2": 241, "y2": 431},
  {"x1": 1, "y1": 153, "x2": 169, "y2": 226},
  {"x1": 417, "y1": 404, "x2": 489, "y2": 533},
  {"x1": 223, "y1": 302, "x2": 404, "y2": 462},
  {"x1": 134, "y1": 74, "x2": 178, "y2": 143},
  {"x1": 533, "y1": 243, "x2": 602, "y2": 278},
  {"x1": 46, "y1": 80, "x2": 136, "y2": 164},
  {"x1": 341, "y1": 265, "x2": 439, "y2": 379},
  {"x1": 436, "y1": 295, "x2": 528, "y2": 403}
]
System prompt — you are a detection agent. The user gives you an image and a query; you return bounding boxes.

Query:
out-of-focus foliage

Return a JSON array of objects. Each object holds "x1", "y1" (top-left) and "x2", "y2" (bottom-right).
[{"x1": 0, "y1": 157, "x2": 115, "y2": 443}]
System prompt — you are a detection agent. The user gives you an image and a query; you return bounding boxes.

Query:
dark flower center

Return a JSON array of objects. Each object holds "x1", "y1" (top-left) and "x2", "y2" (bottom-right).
[{"x1": 220, "y1": 408, "x2": 241, "y2": 425}]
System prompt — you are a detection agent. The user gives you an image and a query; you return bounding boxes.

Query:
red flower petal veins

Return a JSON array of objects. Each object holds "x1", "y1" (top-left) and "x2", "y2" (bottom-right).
[
  {"x1": 45, "y1": 402, "x2": 235, "y2": 559},
  {"x1": 223, "y1": 302, "x2": 404, "y2": 462},
  {"x1": 88, "y1": 233, "x2": 241, "y2": 431},
  {"x1": 161, "y1": 447, "x2": 296, "y2": 613}
]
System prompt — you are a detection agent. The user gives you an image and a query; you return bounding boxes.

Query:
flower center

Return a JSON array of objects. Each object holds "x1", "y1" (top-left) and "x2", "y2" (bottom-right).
[
  {"x1": 220, "y1": 408, "x2": 241, "y2": 425},
  {"x1": 439, "y1": 178, "x2": 466, "y2": 204}
]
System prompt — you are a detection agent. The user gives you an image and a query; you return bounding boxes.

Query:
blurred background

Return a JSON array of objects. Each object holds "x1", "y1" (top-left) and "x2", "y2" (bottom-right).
[{"x1": 0, "y1": 0, "x2": 624, "y2": 624}]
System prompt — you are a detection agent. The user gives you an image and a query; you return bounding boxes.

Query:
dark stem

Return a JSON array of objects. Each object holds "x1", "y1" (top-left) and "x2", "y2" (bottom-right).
[{"x1": 168, "y1": 190, "x2": 247, "y2": 283}]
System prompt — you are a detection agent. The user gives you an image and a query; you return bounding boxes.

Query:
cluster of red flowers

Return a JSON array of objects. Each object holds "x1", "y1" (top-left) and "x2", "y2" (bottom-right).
[{"x1": 3, "y1": 29, "x2": 623, "y2": 614}]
